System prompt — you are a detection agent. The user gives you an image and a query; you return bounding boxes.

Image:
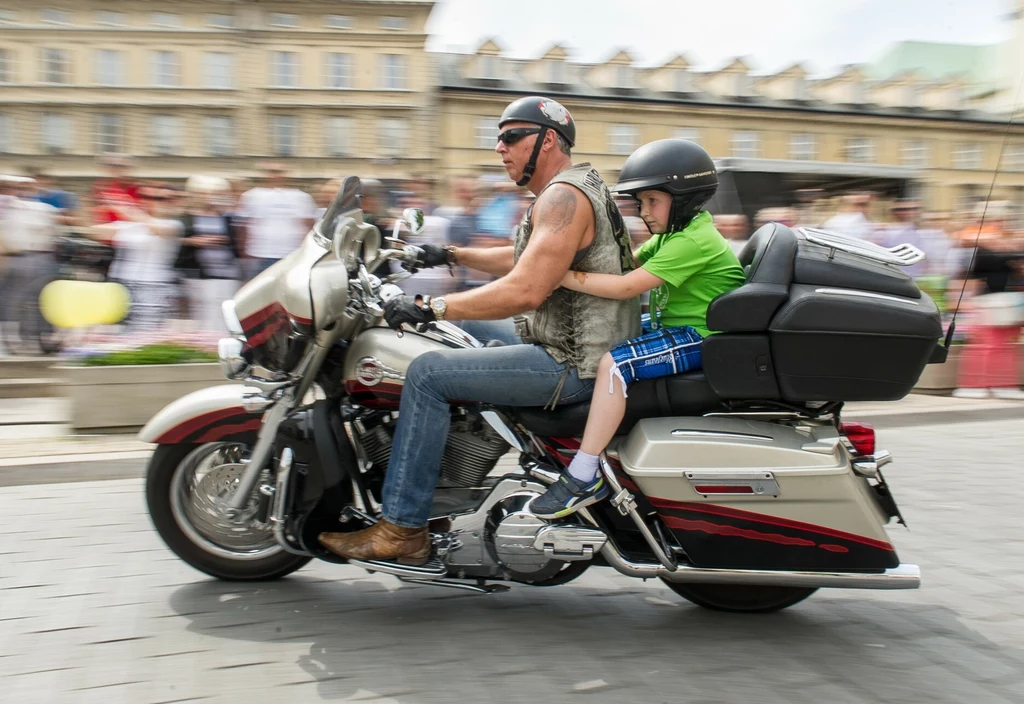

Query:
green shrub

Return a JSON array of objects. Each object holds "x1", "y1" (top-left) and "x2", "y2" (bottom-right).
[{"x1": 80, "y1": 343, "x2": 218, "y2": 366}]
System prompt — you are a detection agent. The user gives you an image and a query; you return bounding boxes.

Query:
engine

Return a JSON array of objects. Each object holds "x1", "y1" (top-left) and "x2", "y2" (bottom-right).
[{"x1": 355, "y1": 410, "x2": 511, "y2": 488}]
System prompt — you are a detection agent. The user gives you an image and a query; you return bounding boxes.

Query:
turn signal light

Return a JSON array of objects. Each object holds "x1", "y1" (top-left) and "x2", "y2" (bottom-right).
[{"x1": 839, "y1": 421, "x2": 876, "y2": 456}]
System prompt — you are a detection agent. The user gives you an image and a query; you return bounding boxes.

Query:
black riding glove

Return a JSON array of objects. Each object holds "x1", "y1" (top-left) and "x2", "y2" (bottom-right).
[
  {"x1": 384, "y1": 295, "x2": 437, "y2": 331},
  {"x1": 409, "y1": 244, "x2": 455, "y2": 272}
]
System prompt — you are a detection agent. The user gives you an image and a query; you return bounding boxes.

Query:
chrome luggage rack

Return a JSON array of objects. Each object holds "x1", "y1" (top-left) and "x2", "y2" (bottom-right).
[{"x1": 797, "y1": 227, "x2": 926, "y2": 267}]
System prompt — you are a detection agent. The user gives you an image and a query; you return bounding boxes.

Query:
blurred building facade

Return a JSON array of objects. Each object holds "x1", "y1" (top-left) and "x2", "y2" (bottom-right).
[
  {"x1": 0, "y1": 0, "x2": 438, "y2": 186},
  {"x1": 437, "y1": 40, "x2": 1024, "y2": 214},
  {"x1": 0, "y1": 0, "x2": 1022, "y2": 214}
]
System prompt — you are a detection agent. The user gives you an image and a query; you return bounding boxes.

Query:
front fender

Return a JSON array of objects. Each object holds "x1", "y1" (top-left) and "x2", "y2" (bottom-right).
[{"x1": 139, "y1": 385, "x2": 266, "y2": 445}]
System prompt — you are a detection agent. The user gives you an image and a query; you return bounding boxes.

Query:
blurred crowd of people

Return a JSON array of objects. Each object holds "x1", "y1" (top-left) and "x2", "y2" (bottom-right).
[{"x1": 3, "y1": 154, "x2": 1024, "y2": 398}]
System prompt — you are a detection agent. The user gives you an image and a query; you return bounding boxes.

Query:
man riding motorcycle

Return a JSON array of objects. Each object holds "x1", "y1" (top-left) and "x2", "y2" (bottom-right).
[{"x1": 318, "y1": 96, "x2": 641, "y2": 565}]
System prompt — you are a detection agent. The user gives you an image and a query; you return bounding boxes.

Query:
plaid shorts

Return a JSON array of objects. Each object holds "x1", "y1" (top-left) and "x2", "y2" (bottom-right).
[{"x1": 607, "y1": 325, "x2": 704, "y2": 397}]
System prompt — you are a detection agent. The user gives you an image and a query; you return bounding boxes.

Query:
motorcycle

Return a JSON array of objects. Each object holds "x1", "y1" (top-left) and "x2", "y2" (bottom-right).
[{"x1": 141, "y1": 176, "x2": 938, "y2": 613}]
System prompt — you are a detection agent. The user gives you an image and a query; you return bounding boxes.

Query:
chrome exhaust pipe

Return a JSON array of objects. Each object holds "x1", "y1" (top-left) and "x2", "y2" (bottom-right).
[{"x1": 600, "y1": 542, "x2": 921, "y2": 590}]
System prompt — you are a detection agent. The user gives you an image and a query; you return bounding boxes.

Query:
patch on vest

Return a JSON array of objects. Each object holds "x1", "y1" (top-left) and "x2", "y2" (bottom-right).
[{"x1": 605, "y1": 192, "x2": 635, "y2": 273}]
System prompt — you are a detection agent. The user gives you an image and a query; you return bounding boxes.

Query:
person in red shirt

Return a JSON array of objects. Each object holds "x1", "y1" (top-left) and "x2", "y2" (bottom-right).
[{"x1": 92, "y1": 155, "x2": 140, "y2": 226}]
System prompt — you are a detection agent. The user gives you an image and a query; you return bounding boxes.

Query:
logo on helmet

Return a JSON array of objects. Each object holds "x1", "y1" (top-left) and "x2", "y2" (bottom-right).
[{"x1": 539, "y1": 100, "x2": 571, "y2": 126}]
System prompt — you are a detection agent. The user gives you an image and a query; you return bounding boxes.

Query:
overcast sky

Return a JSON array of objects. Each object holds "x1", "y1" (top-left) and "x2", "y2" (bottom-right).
[{"x1": 426, "y1": 0, "x2": 1012, "y2": 77}]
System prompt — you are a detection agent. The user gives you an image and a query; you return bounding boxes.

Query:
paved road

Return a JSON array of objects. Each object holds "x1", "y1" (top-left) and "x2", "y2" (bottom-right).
[{"x1": 2, "y1": 420, "x2": 1024, "y2": 703}]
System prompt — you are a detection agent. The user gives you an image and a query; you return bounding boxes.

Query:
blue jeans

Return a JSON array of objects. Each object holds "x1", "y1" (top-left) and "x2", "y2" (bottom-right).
[
  {"x1": 245, "y1": 257, "x2": 278, "y2": 281},
  {"x1": 381, "y1": 341, "x2": 594, "y2": 528}
]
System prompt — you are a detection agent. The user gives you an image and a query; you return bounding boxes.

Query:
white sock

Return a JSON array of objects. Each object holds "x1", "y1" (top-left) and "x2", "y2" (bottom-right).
[{"x1": 567, "y1": 451, "x2": 600, "y2": 484}]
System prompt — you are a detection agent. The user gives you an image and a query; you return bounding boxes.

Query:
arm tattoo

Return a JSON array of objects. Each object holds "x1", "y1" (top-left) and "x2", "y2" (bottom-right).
[
  {"x1": 572, "y1": 270, "x2": 588, "y2": 285},
  {"x1": 543, "y1": 186, "x2": 578, "y2": 233}
]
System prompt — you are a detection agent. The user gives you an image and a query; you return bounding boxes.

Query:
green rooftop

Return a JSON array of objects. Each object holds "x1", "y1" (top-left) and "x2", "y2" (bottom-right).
[{"x1": 869, "y1": 40, "x2": 1005, "y2": 95}]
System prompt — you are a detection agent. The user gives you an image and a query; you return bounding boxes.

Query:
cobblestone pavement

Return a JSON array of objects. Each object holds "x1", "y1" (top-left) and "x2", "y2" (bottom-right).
[{"x1": 2, "y1": 420, "x2": 1023, "y2": 704}]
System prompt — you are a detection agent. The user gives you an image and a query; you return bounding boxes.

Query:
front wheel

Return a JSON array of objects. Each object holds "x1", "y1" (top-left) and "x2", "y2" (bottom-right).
[
  {"x1": 146, "y1": 443, "x2": 311, "y2": 581},
  {"x1": 661, "y1": 581, "x2": 817, "y2": 613}
]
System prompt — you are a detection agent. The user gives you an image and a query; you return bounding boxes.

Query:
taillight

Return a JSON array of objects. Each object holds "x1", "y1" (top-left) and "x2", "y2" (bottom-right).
[{"x1": 840, "y1": 421, "x2": 875, "y2": 456}]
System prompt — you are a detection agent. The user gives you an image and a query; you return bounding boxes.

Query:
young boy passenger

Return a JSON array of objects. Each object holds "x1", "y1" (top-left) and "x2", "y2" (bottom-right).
[{"x1": 530, "y1": 139, "x2": 746, "y2": 518}]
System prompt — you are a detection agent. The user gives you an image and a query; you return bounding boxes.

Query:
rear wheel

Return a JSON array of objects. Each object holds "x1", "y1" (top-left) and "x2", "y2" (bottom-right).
[
  {"x1": 146, "y1": 443, "x2": 311, "y2": 581},
  {"x1": 661, "y1": 581, "x2": 817, "y2": 613}
]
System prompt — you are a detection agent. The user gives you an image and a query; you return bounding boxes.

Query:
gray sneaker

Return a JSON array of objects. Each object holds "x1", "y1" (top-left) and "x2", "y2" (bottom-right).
[{"x1": 530, "y1": 473, "x2": 609, "y2": 519}]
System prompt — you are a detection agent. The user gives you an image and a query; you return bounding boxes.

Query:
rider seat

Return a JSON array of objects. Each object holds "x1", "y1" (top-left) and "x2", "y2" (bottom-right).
[{"x1": 507, "y1": 371, "x2": 724, "y2": 438}]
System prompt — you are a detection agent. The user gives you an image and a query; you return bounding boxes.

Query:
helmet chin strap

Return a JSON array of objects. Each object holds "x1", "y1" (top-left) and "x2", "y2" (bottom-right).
[{"x1": 516, "y1": 126, "x2": 549, "y2": 187}]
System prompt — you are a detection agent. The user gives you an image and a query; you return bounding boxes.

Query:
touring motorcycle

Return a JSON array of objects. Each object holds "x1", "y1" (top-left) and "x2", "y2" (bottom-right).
[{"x1": 142, "y1": 176, "x2": 940, "y2": 612}]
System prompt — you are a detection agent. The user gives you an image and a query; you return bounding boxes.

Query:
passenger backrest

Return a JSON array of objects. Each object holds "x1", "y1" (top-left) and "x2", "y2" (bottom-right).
[{"x1": 707, "y1": 223, "x2": 798, "y2": 332}]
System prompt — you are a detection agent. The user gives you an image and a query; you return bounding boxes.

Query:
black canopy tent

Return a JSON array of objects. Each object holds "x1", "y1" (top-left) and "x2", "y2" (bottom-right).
[{"x1": 707, "y1": 158, "x2": 922, "y2": 223}]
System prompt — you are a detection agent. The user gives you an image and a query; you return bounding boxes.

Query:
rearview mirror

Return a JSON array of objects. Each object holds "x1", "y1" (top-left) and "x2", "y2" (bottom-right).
[{"x1": 402, "y1": 208, "x2": 425, "y2": 237}]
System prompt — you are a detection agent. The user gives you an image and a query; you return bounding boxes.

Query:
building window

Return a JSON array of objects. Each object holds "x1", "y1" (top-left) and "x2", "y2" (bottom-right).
[
  {"x1": 325, "y1": 117, "x2": 353, "y2": 157},
  {"x1": 151, "y1": 115, "x2": 182, "y2": 155},
  {"x1": 95, "y1": 49, "x2": 125, "y2": 86},
  {"x1": 41, "y1": 9, "x2": 71, "y2": 25},
  {"x1": 789, "y1": 133, "x2": 818, "y2": 161},
  {"x1": 0, "y1": 49, "x2": 12, "y2": 83},
  {"x1": 845, "y1": 137, "x2": 875, "y2": 163},
  {"x1": 152, "y1": 51, "x2": 180, "y2": 87},
  {"x1": 379, "y1": 54, "x2": 407, "y2": 90},
  {"x1": 479, "y1": 55, "x2": 498, "y2": 80},
  {"x1": 325, "y1": 53, "x2": 353, "y2": 89},
  {"x1": 673, "y1": 70, "x2": 692, "y2": 93},
  {"x1": 204, "y1": 52, "x2": 234, "y2": 89},
  {"x1": 150, "y1": 12, "x2": 181, "y2": 28},
  {"x1": 379, "y1": 119, "x2": 406, "y2": 158},
  {"x1": 272, "y1": 51, "x2": 299, "y2": 88},
  {"x1": 326, "y1": 15, "x2": 353, "y2": 29},
  {"x1": 731, "y1": 130, "x2": 760, "y2": 158},
  {"x1": 41, "y1": 113, "x2": 72, "y2": 153},
  {"x1": 380, "y1": 16, "x2": 407, "y2": 30},
  {"x1": 1005, "y1": 144, "x2": 1024, "y2": 172},
  {"x1": 41, "y1": 48, "x2": 71, "y2": 84},
  {"x1": 0, "y1": 114, "x2": 11, "y2": 153},
  {"x1": 954, "y1": 142, "x2": 983, "y2": 170},
  {"x1": 792, "y1": 78, "x2": 809, "y2": 100},
  {"x1": 901, "y1": 139, "x2": 930, "y2": 169},
  {"x1": 96, "y1": 113, "x2": 124, "y2": 154},
  {"x1": 549, "y1": 60, "x2": 565, "y2": 84},
  {"x1": 271, "y1": 115, "x2": 299, "y2": 156},
  {"x1": 268, "y1": 12, "x2": 298, "y2": 28},
  {"x1": 673, "y1": 128, "x2": 701, "y2": 145},
  {"x1": 0, "y1": 10, "x2": 18, "y2": 24},
  {"x1": 608, "y1": 124, "x2": 638, "y2": 155},
  {"x1": 734, "y1": 74, "x2": 753, "y2": 97},
  {"x1": 207, "y1": 13, "x2": 233, "y2": 29},
  {"x1": 614, "y1": 65, "x2": 633, "y2": 89},
  {"x1": 96, "y1": 10, "x2": 125, "y2": 27},
  {"x1": 476, "y1": 117, "x2": 498, "y2": 149},
  {"x1": 204, "y1": 116, "x2": 234, "y2": 156}
]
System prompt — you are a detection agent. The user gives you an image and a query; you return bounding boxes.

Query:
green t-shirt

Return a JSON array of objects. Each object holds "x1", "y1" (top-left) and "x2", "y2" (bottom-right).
[{"x1": 635, "y1": 211, "x2": 746, "y2": 337}]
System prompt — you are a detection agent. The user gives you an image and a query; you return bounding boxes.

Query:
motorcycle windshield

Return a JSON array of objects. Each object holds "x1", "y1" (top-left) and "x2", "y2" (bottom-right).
[{"x1": 318, "y1": 175, "x2": 364, "y2": 242}]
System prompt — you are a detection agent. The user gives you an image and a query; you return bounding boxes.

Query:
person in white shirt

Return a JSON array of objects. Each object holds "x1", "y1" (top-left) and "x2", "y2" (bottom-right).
[
  {"x1": 824, "y1": 193, "x2": 882, "y2": 244},
  {"x1": 237, "y1": 163, "x2": 317, "y2": 280},
  {"x1": 92, "y1": 186, "x2": 183, "y2": 333},
  {"x1": 0, "y1": 176, "x2": 60, "y2": 351}
]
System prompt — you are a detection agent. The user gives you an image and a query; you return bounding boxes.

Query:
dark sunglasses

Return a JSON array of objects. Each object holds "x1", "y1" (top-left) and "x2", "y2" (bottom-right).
[
  {"x1": 141, "y1": 194, "x2": 170, "y2": 202},
  {"x1": 497, "y1": 127, "x2": 543, "y2": 146}
]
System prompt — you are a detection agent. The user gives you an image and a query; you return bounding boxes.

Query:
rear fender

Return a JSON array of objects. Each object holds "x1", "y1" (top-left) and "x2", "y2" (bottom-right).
[{"x1": 138, "y1": 385, "x2": 266, "y2": 445}]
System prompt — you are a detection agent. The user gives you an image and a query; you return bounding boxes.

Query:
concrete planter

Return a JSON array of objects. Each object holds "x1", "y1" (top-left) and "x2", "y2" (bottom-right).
[
  {"x1": 912, "y1": 346, "x2": 963, "y2": 396},
  {"x1": 58, "y1": 363, "x2": 231, "y2": 431}
]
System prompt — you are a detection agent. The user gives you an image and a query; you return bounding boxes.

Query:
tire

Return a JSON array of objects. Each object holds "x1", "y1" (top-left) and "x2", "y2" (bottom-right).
[
  {"x1": 146, "y1": 443, "x2": 311, "y2": 581},
  {"x1": 661, "y1": 581, "x2": 817, "y2": 613}
]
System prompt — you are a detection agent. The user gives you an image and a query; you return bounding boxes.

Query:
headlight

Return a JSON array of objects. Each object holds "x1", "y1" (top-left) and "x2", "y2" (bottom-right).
[
  {"x1": 217, "y1": 337, "x2": 251, "y2": 380},
  {"x1": 222, "y1": 299, "x2": 244, "y2": 337}
]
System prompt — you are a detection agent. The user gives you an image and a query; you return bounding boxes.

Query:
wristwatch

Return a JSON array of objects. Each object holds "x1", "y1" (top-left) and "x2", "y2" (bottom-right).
[{"x1": 429, "y1": 296, "x2": 448, "y2": 321}]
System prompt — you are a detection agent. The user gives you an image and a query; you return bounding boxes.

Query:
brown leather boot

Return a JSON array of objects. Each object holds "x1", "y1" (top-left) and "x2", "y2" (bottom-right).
[{"x1": 318, "y1": 520, "x2": 431, "y2": 565}]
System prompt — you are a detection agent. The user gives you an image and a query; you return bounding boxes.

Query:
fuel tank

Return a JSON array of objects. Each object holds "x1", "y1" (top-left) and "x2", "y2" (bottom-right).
[{"x1": 341, "y1": 324, "x2": 479, "y2": 409}]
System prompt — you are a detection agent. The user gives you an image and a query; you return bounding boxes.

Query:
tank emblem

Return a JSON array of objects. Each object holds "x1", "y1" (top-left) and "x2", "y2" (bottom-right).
[{"x1": 354, "y1": 357, "x2": 404, "y2": 387}]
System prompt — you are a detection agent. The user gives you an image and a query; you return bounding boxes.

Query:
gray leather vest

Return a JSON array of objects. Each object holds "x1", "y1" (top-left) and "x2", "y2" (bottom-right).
[{"x1": 513, "y1": 164, "x2": 641, "y2": 380}]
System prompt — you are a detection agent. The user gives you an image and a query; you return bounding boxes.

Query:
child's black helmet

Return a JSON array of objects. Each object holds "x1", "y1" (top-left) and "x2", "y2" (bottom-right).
[{"x1": 612, "y1": 139, "x2": 718, "y2": 231}]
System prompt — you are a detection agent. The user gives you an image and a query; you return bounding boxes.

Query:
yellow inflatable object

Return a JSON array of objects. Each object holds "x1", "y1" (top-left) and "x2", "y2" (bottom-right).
[{"x1": 39, "y1": 280, "x2": 131, "y2": 328}]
